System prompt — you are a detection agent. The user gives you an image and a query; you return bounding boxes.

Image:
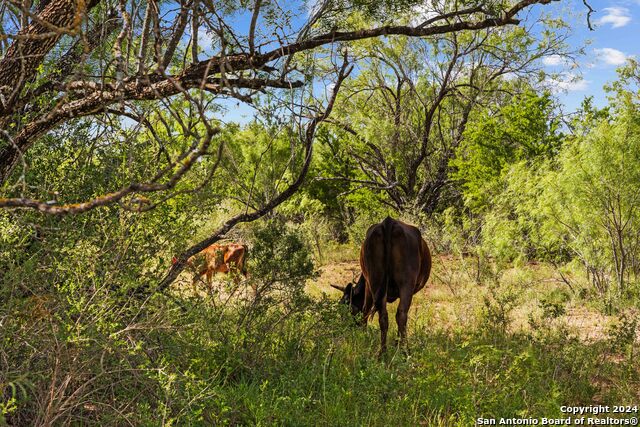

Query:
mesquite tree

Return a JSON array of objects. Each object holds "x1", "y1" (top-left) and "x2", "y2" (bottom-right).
[{"x1": 319, "y1": 15, "x2": 573, "y2": 215}]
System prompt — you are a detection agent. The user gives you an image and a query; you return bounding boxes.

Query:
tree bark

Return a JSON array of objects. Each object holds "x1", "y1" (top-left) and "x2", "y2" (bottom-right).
[{"x1": 0, "y1": 0, "x2": 99, "y2": 112}]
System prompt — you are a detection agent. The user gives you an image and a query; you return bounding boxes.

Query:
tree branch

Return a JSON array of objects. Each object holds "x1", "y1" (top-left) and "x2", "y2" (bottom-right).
[
  {"x1": 0, "y1": 0, "x2": 559, "y2": 189},
  {"x1": 0, "y1": 127, "x2": 217, "y2": 214},
  {"x1": 0, "y1": 0, "x2": 99, "y2": 112},
  {"x1": 248, "y1": 0, "x2": 261, "y2": 55}
]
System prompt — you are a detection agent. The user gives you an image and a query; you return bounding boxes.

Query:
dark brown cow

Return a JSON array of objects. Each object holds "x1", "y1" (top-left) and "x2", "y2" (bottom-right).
[
  {"x1": 332, "y1": 217, "x2": 431, "y2": 355},
  {"x1": 175, "y1": 243, "x2": 248, "y2": 290}
]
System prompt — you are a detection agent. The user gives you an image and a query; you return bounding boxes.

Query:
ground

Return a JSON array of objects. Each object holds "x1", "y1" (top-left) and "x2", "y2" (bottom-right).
[{"x1": 177, "y1": 252, "x2": 636, "y2": 345}]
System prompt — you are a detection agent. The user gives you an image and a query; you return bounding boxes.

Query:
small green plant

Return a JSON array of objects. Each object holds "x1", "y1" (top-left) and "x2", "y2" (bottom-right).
[
  {"x1": 608, "y1": 312, "x2": 638, "y2": 361},
  {"x1": 480, "y1": 285, "x2": 519, "y2": 335},
  {"x1": 248, "y1": 217, "x2": 318, "y2": 302},
  {"x1": 539, "y1": 288, "x2": 570, "y2": 319}
]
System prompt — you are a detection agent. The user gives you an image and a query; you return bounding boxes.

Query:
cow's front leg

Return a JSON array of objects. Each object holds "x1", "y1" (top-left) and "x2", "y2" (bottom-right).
[{"x1": 360, "y1": 289, "x2": 373, "y2": 326}]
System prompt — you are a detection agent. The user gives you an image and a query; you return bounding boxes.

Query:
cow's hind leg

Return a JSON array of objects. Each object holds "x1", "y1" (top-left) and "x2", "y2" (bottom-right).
[
  {"x1": 395, "y1": 291, "x2": 413, "y2": 351},
  {"x1": 377, "y1": 301, "x2": 389, "y2": 358}
]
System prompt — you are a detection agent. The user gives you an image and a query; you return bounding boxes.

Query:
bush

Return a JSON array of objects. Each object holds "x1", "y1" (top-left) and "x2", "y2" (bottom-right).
[
  {"x1": 480, "y1": 285, "x2": 520, "y2": 336},
  {"x1": 539, "y1": 288, "x2": 570, "y2": 319},
  {"x1": 248, "y1": 218, "x2": 318, "y2": 303}
]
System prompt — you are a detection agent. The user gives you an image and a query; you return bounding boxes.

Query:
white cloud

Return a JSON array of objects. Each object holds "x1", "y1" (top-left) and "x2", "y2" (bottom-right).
[
  {"x1": 596, "y1": 7, "x2": 631, "y2": 28},
  {"x1": 545, "y1": 72, "x2": 589, "y2": 93},
  {"x1": 594, "y1": 48, "x2": 628, "y2": 66},
  {"x1": 542, "y1": 55, "x2": 567, "y2": 66},
  {"x1": 410, "y1": 4, "x2": 441, "y2": 27},
  {"x1": 198, "y1": 28, "x2": 214, "y2": 46}
]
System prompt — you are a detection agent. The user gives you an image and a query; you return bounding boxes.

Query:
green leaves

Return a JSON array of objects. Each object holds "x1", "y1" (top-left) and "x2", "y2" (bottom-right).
[
  {"x1": 543, "y1": 100, "x2": 640, "y2": 297},
  {"x1": 453, "y1": 90, "x2": 562, "y2": 213}
]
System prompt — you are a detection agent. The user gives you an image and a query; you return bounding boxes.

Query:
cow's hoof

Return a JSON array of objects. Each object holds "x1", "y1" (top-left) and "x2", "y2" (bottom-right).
[
  {"x1": 394, "y1": 339, "x2": 409, "y2": 355},
  {"x1": 377, "y1": 348, "x2": 387, "y2": 360}
]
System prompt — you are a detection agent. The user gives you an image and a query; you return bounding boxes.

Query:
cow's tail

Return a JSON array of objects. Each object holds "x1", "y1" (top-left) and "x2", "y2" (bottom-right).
[{"x1": 372, "y1": 217, "x2": 394, "y2": 318}]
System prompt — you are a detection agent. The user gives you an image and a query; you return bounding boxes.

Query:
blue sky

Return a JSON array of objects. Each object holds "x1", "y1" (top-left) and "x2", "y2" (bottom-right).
[{"x1": 540, "y1": 0, "x2": 640, "y2": 111}]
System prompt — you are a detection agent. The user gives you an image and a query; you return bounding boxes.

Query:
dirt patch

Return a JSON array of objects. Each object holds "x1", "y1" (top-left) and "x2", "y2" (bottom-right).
[
  {"x1": 563, "y1": 307, "x2": 613, "y2": 342},
  {"x1": 308, "y1": 261, "x2": 360, "y2": 297},
  {"x1": 310, "y1": 258, "x2": 625, "y2": 345}
]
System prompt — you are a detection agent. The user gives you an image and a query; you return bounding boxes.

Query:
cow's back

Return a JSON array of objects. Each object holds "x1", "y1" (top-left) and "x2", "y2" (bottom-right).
[{"x1": 361, "y1": 217, "x2": 431, "y2": 300}]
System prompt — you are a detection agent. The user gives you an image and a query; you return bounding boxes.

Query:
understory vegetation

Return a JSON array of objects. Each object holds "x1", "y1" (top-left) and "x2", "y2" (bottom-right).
[
  {"x1": 2, "y1": 252, "x2": 639, "y2": 425},
  {"x1": 2, "y1": 213, "x2": 639, "y2": 425}
]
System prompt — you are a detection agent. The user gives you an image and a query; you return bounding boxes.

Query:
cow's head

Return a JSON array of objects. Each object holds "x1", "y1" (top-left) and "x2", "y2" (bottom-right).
[{"x1": 331, "y1": 274, "x2": 366, "y2": 316}]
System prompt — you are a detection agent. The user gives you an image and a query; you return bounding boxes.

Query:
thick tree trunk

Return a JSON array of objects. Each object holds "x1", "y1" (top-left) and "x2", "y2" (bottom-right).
[
  {"x1": 0, "y1": 0, "x2": 99, "y2": 181},
  {"x1": 0, "y1": 0, "x2": 90, "y2": 107}
]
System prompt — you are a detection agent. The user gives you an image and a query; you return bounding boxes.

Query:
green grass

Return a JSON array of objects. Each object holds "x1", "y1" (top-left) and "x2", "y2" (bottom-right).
[
  {"x1": 147, "y1": 254, "x2": 639, "y2": 426},
  {"x1": 198, "y1": 257, "x2": 636, "y2": 427},
  {"x1": 175, "y1": 313, "x2": 635, "y2": 426}
]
